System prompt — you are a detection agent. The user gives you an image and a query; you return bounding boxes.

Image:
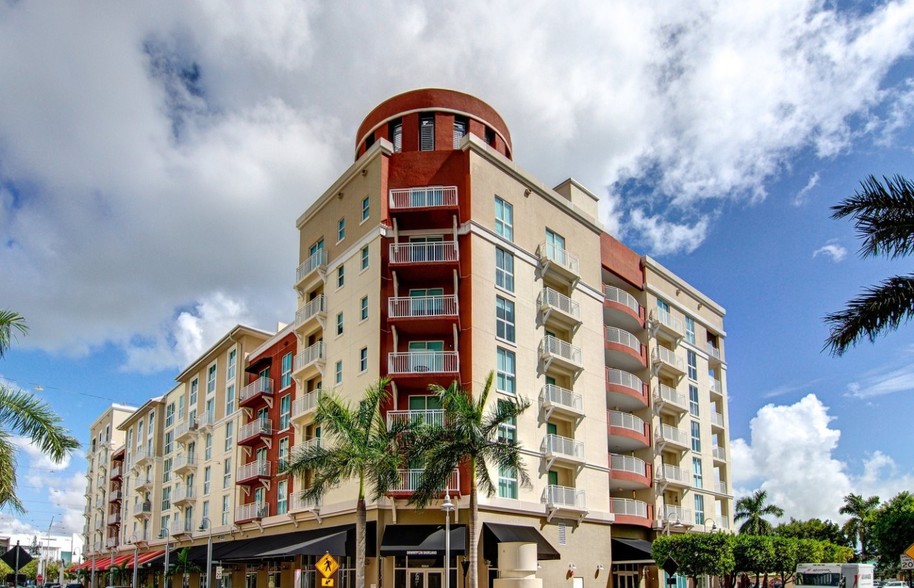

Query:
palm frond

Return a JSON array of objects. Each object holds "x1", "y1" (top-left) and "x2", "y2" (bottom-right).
[
  {"x1": 0, "y1": 386, "x2": 80, "y2": 461},
  {"x1": 832, "y1": 175, "x2": 914, "y2": 259},
  {"x1": 0, "y1": 310, "x2": 28, "y2": 359},
  {"x1": 824, "y1": 273, "x2": 914, "y2": 355},
  {"x1": 0, "y1": 430, "x2": 24, "y2": 513}
]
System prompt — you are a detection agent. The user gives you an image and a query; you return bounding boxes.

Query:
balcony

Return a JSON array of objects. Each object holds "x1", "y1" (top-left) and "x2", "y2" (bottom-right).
[
  {"x1": 291, "y1": 389, "x2": 321, "y2": 424},
  {"x1": 536, "y1": 242, "x2": 580, "y2": 287},
  {"x1": 96, "y1": 474, "x2": 106, "y2": 488},
  {"x1": 239, "y1": 376, "x2": 273, "y2": 407},
  {"x1": 388, "y1": 351, "x2": 459, "y2": 376},
  {"x1": 135, "y1": 475, "x2": 153, "y2": 493},
  {"x1": 656, "y1": 463, "x2": 690, "y2": 488},
  {"x1": 295, "y1": 295, "x2": 326, "y2": 333},
  {"x1": 108, "y1": 490, "x2": 122, "y2": 503},
  {"x1": 105, "y1": 537, "x2": 118, "y2": 549},
  {"x1": 607, "y1": 410, "x2": 650, "y2": 452},
  {"x1": 712, "y1": 445, "x2": 727, "y2": 461},
  {"x1": 540, "y1": 384, "x2": 584, "y2": 421},
  {"x1": 660, "y1": 505, "x2": 693, "y2": 528},
  {"x1": 656, "y1": 423, "x2": 690, "y2": 451},
  {"x1": 707, "y1": 343, "x2": 723, "y2": 366},
  {"x1": 389, "y1": 241, "x2": 458, "y2": 266},
  {"x1": 709, "y1": 378, "x2": 724, "y2": 397},
  {"x1": 106, "y1": 513, "x2": 121, "y2": 526},
  {"x1": 388, "y1": 468, "x2": 460, "y2": 496},
  {"x1": 711, "y1": 411, "x2": 725, "y2": 428},
  {"x1": 651, "y1": 346, "x2": 685, "y2": 379},
  {"x1": 651, "y1": 308, "x2": 684, "y2": 344},
  {"x1": 236, "y1": 460, "x2": 271, "y2": 484},
  {"x1": 197, "y1": 412, "x2": 216, "y2": 431},
  {"x1": 172, "y1": 486, "x2": 196, "y2": 507},
  {"x1": 654, "y1": 383, "x2": 688, "y2": 416},
  {"x1": 290, "y1": 437, "x2": 321, "y2": 463},
  {"x1": 235, "y1": 502, "x2": 269, "y2": 523},
  {"x1": 293, "y1": 341, "x2": 325, "y2": 379},
  {"x1": 170, "y1": 519, "x2": 194, "y2": 538},
  {"x1": 238, "y1": 419, "x2": 273, "y2": 446},
  {"x1": 609, "y1": 454, "x2": 651, "y2": 490},
  {"x1": 605, "y1": 368, "x2": 648, "y2": 411},
  {"x1": 133, "y1": 446, "x2": 154, "y2": 468},
  {"x1": 175, "y1": 419, "x2": 198, "y2": 443},
  {"x1": 173, "y1": 454, "x2": 197, "y2": 476},
  {"x1": 110, "y1": 465, "x2": 123, "y2": 480},
  {"x1": 605, "y1": 327, "x2": 646, "y2": 372},
  {"x1": 389, "y1": 186, "x2": 458, "y2": 210},
  {"x1": 611, "y1": 497, "x2": 652, "y2": 527},
  {"x1": 386, "y1": 409, "x2": 445, "y2": 428},
  {"x1": 295, "y1": 249, "x2": 327, "y2": 291},
  {"x1": 543, "y1": 434, "x2": 585, "y2": 469},
  {"x1": 714, "y1": 480, "x2": 728, "y2": 494},
  {"x1": 132, "y1": 501, "x2": 152, "y2": 519},
  {"x1": 290, "y1": 491, "x2": 320, "y2": 513},
  {"x1": 603, "y1": 285, "x2": 644, "y2": 331},
  {"x1": 538, "y1": 335, "x2": 583, "y2": 379},
  {"x1": 538, "y1": 287, "x2": 582, "y2": 333},
  {"x1": 544, "y1": 484, "x2": 587, "y2": 522},
  {"x1": 387, "y1": 295, "x2": 459, "y2": 334}
]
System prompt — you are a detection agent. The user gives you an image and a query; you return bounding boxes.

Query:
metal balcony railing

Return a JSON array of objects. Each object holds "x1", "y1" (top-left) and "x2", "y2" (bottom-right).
[
  {"x1": 611, "y1": 497, "x2": 647, "y2": 517},
  {"x1": 295, "y1": 295, "x2": 326, "y2": 327},
  {"x1": 538, "y1": 287, "x2": 581, "y2": 320},
  {"x1": 608, "y1": 410, "x2": 646, "y2": 434},
  {"x1": 390, "y1": 469, "x2": 459, "y2": 493},
  {"x1": 388, "y1": 351, "x2": 458, "y2": 374},
  {"x1": 386, "y1": 409, "x2": 445, "y2": 428},
  {"x1": 235, "y1": 502, "x2": 269, "y2": 522},
  {"x1": 239, "y1": 419, "x2": 272, "y2": 441},
  {"x1": 237, "y1": 460, "x2": 271, "y2": 481},
  {"x1": 294, "y1": 342, "x2": 325, "y2": 372},
  {"x1": 389, "y1": 186, "x2": 458, "y2": 209},
  {"x1": 388, "y1": 295, "x2": 458, "y2": 319},
  {"x1": 657, "y1": 423, "x2": 690, "y2": 447},
  {"x1": 655, "y1": 383, "x2": 687, "y2": 409},
  {"x1": 654, "y1": 308, "x2": 684, "y2": 334},
  {"x1": 296, "y1": 249, "x2": 326, "y2": 283},
  {"x1": 652, "y1": 346, "x2": 684, "y2": 371},
  {"x1": 543, "y1": 434, "x2": 585, "y2": 460},
  {"x1": 539, "y1": 335, "x2": 582, "y2": 365},
  {"x1": 610, "y1": 454, "x2": 647, "y2": 477},
  {"x1": 388, "y1": 241, "x2": 458, "y2": 264},
  {"x1": 538, "y1": 242, "x2": 580, "y2": 276},
  {"x1": 240, "y1": 376, "x2": 273, "y2": 403},
  {"x1": 659, "y1": 463, "x2": 690, "y2": 485},
  {"x1": 544, "y1": 484, "x2": 585, "y2": 509},
  {"x1": 604, "y1": 285, "x2": 641, "y2": 316},
  {"x1": 292, "y1": 389, "x2": 321, "y2": 419},
  {"x1": 540, "y1": 384, "x2": 583, "y2": 413},
  {"x1": 607, "y1": 368, "x2": 644, "y2": 394}
]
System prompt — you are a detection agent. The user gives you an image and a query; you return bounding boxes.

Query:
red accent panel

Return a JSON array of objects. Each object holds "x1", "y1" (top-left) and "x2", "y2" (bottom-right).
[{"x1": 601, "y1": 232, "x2": 643, "y2": 289}]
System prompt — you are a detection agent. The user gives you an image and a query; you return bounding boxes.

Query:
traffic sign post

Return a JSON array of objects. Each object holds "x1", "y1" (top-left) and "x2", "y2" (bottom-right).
[
  {"x1": 316, "y1": 553, "x2": 339, "y2": 587},
  {"x1": 901, "y1": 554, "x2": 914, "y2": 570}
]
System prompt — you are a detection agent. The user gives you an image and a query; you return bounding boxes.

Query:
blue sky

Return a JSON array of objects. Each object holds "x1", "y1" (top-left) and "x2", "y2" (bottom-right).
[{"x1": 1, "y1": 0, "x2": 914, "y2": 538}]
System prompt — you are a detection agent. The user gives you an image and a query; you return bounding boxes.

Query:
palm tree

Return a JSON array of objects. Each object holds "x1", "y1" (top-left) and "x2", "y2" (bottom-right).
[
  {"x1": 839, "y1": 493, "x2": 880, "y2": 561},
  {"x1": 824, "y1": 174, "x2": 914, "y2": 355},
  {"x1": 170, "y1": 547, "x2": 200, "y2": 588},
  {"x1": 0, "y1": 310, "x2": 28, "y2": 358},
  {"x1": 284, "y1": 378, "x2": 408, "y2": 588},
  {"x1": 0, "y1": 312, "x2": 79, "y2": 512},
  {"x1": 735, "y1": 489, "x2": 784, "y2": 535},
  {"x1": 410, "y1": 372, "x2": 531, "y2": 588}
]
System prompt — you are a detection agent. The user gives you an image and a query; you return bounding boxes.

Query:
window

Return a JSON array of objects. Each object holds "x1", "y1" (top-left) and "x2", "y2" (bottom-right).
[
  {"x1": 335, "y1": 361, "x2": 343, "y2": 385},
  {"x1": 207, "y1": 363, "x2": 216, "y2": 396},
  {"x1": 279, "y1": 394, "x2": 291, "y2": 430},
  {"x1": 419, "y1": 114, "x2": 434, "y2": 151},
  {"x1": 687, "y1": 350, "x2": 698, "y2": 381},
  {"x1": 689, "y1": 384, "x2": 700, "y2": 417},
  {"x1": 337, "y1": 217, "x2": 345, "y2": 242},
  {"x1": 164, "y1": 431, "x2": 173, "y2": 455},
  {"x1": 281, "y1": 353, "x2": 292, "y2": 389},
  {"x1": 359, "y1": 347, "x2": 368, "y2": 372},
  {"x1": 360, "y1": 296, "x2": 369, "y2": 321},
  {"x1": 277, "y1": 480, "x2": 288, "y2": 515},
  {"x1": 161, "y1": 487, "x2": 171, "y2": 512},
  {"x1": 336, "y1": 312, "x2": 344, "y2": 336},
  {"x1": 205, "y1": 433, "x2": 212, "y2": 460},
  {"x1": 163, "y1": 457, "x2": 172, "y2": 483},
  {"x1": 178, "y1": 396, "x2": 185, "y2": 421},
  {"x1": 205, "y1": 398, "x2": 214, "y2": 423},
  {"x1": 361, "y1": 196, "x2": 370, "y2": 222},
  {"x1": 495, "y1": 247, "x2": 514, "y2": 292},
  {"x1": 545, "y1": 228, "x2": 566, "y2": 261},
  {"x1": 496, "y1": 348, "x2": 516, "y2": 395},
  {"x1": 227, "y1": 348, "x2": 237, "y2": 382},
  {"x1": 223, "y1": 458, "x2": 232, "y2": 489},
  {"x1": 390, "y1": 120, "x2": 402, "y2": 153},
  {"x1": 453, "y1": 116, "x2": 467, "y2": 148},
  {"x1": 165, "y1": 403, "x2": 175, "y2": 428},
  {"x1": 495, "y1": 196, "x2": 514, "y2": 241},
  {"x1": 337, "y1": 265, "x2": 345, "y2": 288},
  {"x1": 226, "y1": 384, "x2": 235, "y2": 415},
  {"x1": 161, "y1": 514, "x2": 170, "y2": 534},
  {"x1": 685, "y1": 316, "x2": 696, "y2": 345},
  {"x1": 657, "y1": 298, "x2": 671, "y2": 314},
  {"x1": 224, "y1": 421, "x2": 233, "y2": 451},
  {"x1": 360, "y1": 246, "x2": 369, "y2": 271},
  {"x1": 499, "y1": 464, "x2": 518, "y2": 499},
  {"x1": 278, "y1": 437, "x2": 290, "y2": 470},
  {"x1": 692, "y1": 457, "x2": 703, "y2": 488},
  {"x1": 691, "y1": 420, "x2": 701, "y2": 452},
  {"x1": 496, "y1": 296, "x2": 515, "y2": 343},
  {"x1": 222, "y1": 495, "x2": 230, "y2": 526},
  {"x1": 694, "y1": 495, "x2": 705, "y2": 526},
  {"x1": 189, "y1": 379, "x2": 198, "y2": 406},
  {"x1": 203, "y1": 466, "x2": 211, "y2": 495}
]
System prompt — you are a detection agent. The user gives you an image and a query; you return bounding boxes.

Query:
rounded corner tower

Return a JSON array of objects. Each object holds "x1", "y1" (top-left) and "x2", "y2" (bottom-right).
[{"x1": 354, "y1": 88, "x2": 513, "y2": 160}]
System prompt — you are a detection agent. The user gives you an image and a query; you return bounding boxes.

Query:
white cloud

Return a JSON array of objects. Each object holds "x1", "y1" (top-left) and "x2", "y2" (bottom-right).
[
  {"x1": 813, "y1": 240, "x2": 848, "y2": 262},
  {"x1": 628, "y1": 209, "x2": 710, "y2": 255},
  {"x1": 845, "y1": 347, "x2": 914, "y2": 398},
  {"x1": 793, "y1": 172, "x2": 820, "y2": 206},
  {"x1": 14, "y1": 436, "x2": 72, "y2": 473}
]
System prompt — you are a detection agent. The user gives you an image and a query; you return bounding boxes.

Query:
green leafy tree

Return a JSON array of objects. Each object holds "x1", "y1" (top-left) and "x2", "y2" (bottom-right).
[
  {"x1": 735, "y1": 490, "x2": 785, "y2": 535},
  {"x1": 795, "y1": 539, "x2": 827, "y2": 566},
  {"x1": 284, "y1": 378, "x2": 408, "y2": 588},
  {"x1": 824, "y1": 175, "x2": 914, "y2": 355},
  {"x1": 770, "y1": 536, "x2": 801, "y2": 587},
  {"x1": 734, "y1": 535, "x2": 777, "y2": 588},
  {"x1": 410, "y1": 372, "x2": 531, "y2": 588},
  {"x1": 870, "y1": 491, "x2": 914, "y2": 577},
  {"x1": 774, "y1": 518, "x2": 851, "y2": 546},
  {"x1": 0, "y1": 311, "x2": 80, "y2": 512},
  {"x1": 820, "y1": 543, "x2": 854, "y2": 563},
  {"x1": 839, "y1": 494, "x2": 880, "y2": 561},
  {"x1": 652, "y1": 533, "x2": 736, "y2": 588}
]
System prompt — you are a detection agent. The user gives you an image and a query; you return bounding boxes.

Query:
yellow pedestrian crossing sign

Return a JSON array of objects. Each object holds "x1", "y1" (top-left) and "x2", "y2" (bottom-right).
[
  {"x1": 905, "y1": 543, "x2": 914, "y2": 560},
  {"x1": 317, "y1": 553, "x2": 339, "y2": 578}
]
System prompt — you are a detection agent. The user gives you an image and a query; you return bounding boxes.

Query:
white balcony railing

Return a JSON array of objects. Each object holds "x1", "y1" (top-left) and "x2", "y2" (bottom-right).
[
  {"x1": 170, "y1": 519, "x2": 194, "y2": 536},
  {"x1": 662, "y1": 504, "x2": 692, "y2": 524},
  {"x1": 237, "y1": 460, "x2": 271, "y2": 481},
  {"x1": 610, "y1": 453, "x2": 646, "y2": 477},
  {"x1": 544, "y1": 434, "x2": 585, "y2": 460},
  {"x1": 290, "y1": 492, "x2": 320, "y2": 512},
  {"x1": 132, "y1": 501, "x2": 152, "y2": 516},
  {"x1": 652, "y1": 346, "x2": 684, "y2": 371},
  {"x1": 390, "y1": 469, "x2": 459, "y2": 493},
  {"x1": 389, "y1": 186, "x2": 458, "y2": 209},
  {"x1": 292, "y1": 389, "x2": 321, "y2": 419},
  {"x1": 388, "y1": 295, "x2": 458, "y2": 319},
  {"x1": 295, "y1": 295, "x2": 326, "y2": 327},
  {"x1": 655, "y1": 383, "x2": 687, "y2": 409},
  {"x1": 539, "y1": 335, "x2": 582, "y2": 365},
  {"x1": 240, "y1": 376, "x2": 273, "y2": 403},
  {"x1": 540, "y1": 384, "x2": 583, "y2": 413},
  {"x1": 386, "y1": 409, "x2": 445, "y2": 428},
  {"x1": 172, "y1": 486, "x2": 195, "y2": 502},
  {"x1": 714, "y1": 480, "x2": 728, "y2": 494},
  {"x1": 659, "y1": 463, "x2": 690, "y2": 485},
  {"x1": 606, "y1": 368, "x2": 644, "y2": 395},
  {"x1": 657, "y1": 423, "x2": 690, "y2": 447},
  {"x1": 654, "y1": 308, "x2": 684, "y2": 334},
  {"x1": 611, "y1": 497, "x2": 647, "y2": 517},
  {"x1": 711, "y1": 412, "x2": 725, "y2": 427},
  {"x1": 388, "y1": 351, "x2": 459, "y2": 374},
  {"x1": 604, "y1": 285, "x2": 641, "y2": 316},
  {"x1": 710, "y1": 379, "x2": 723, "y2": 394},
  {"x1": 712, "y1": 446, "x2": 726, "y2": 460},
  {"x1": 294, "y1": 342, "x2": 325, "y2": 372},
  {"x1": 239, "y1": 419, "x2": 272, "y2": 441},
  {"x1": 545, "y1": 484, "x2": 586, "y2": 509},
  {"x1": 538, "y1": 242, "x2": 580, "y2": 276},
  {"x1": 606, "y1": 327, "x2": 642, "y2": 354},
  {"x1": 235, "y1": 502, "x2": 269, "y2": 522},
  {"x1": 389, "y1": 241, "x2": 458, "y2": 264},
  {"x1": 538, "y1": 287, "x2": 581, "y2": 320},
  {"x1": 174, "y1": 453, "x2": 197, "y2": 471},
  {"x1": 707, "y1": 343, "x2": 722, "y2": 361},
  {"x1": 608, "y1": 410, "x2": 645, "y2": 435},
  {"x1": 296, "y1": 249, "x2": 326, "y2": 283}
]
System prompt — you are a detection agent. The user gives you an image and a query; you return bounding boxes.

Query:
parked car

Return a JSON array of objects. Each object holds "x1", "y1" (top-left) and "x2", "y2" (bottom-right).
[{"x1": 882, "y1": 582, "x2": 907, "y2": 588}]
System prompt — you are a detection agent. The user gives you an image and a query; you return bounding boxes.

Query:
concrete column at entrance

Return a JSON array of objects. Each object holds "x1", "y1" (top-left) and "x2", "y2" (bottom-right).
[{"x1": 492, "y1": 543, "x2": 541, "y2": 588}]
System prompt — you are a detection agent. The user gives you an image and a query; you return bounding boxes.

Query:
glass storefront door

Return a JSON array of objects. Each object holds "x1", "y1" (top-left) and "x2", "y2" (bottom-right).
[{"x1": 406, "y1": 570, "x2": 442, "y2": 588}]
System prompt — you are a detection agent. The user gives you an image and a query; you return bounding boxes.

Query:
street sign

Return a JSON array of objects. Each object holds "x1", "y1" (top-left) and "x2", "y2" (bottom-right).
[
  {"x1": 215, "y1": 566, "x2": 223, "y2": 580},
  {"x1": 901, "y1": 554, "x2": 914, "y2": 570},
  {"x1": 317, "y1": 554, "x2": 339, "y2": 578},
  {"x1": 905, "y1": 543, "x2": 914, "y2": 560},
  {"x1": 1, "y1": 546, "x2": 33, "y2": 570},
  {"x1": 662, "y1": 557, "x2": 679, "y2": 576}
]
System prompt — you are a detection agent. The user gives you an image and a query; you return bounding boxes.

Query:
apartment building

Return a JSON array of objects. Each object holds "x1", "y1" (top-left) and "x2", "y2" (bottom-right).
[{"x1": 79, "y1": 89, "x2": 732, "y2": 588}]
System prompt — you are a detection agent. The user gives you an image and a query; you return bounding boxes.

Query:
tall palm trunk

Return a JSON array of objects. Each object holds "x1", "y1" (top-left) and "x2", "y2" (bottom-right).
[
  {"x1": 356, "y1": 496, "x2": 366, "y2": 588},
  {"x1": 467, "y1": 461, "x2": 480, "y2": 588}
]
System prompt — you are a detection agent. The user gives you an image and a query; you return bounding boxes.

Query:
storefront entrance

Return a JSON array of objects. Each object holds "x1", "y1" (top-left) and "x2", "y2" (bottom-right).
[{"x1": 405, "y1": 570, "x2": 443, "y2": 588}]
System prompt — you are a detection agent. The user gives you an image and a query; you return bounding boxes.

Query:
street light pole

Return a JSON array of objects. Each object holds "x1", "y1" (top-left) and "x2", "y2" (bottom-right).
[
  {"x1": 131, "y1": 534, "x2": 139, "y2": 588},
  {"x1": 441, "y1": 493, "x2": 455, "y2": 588},
  {"x1": 91, "y1": 542, "x2": 97, "y2": 588},
  {"x1": 199, "y1": 518, "x2": 213, "y2": 588},
  {"x1": 161, "y1": 529, "x2": 170, "y2": 588}
]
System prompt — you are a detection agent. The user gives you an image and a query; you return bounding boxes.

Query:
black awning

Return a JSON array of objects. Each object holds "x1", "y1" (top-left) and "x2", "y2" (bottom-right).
[
  {"x1": 219, "y1": 523, "x2": 373, "y2": 561},
  {"x1": 258, "y1": 529, "x2": 349, "y2": 557},
  {"x1": 612, "y1": 538, "x2": 655, "y2": 562},
  {"x1": 482, "y1": 523, "x2": 561, "y2": 561},
  {"x1": 380, "y1": 524, "x2": 466, "y2": 556}
]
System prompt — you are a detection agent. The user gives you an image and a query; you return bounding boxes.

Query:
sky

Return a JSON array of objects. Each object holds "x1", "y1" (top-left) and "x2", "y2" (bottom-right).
[{"x1": 1, "y1": 0, "x2": 914, "y2": 540}]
